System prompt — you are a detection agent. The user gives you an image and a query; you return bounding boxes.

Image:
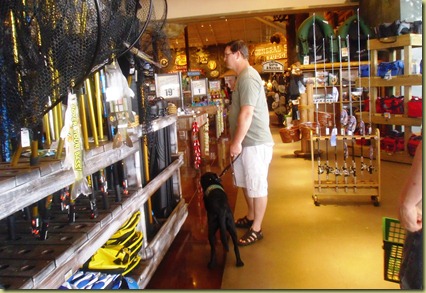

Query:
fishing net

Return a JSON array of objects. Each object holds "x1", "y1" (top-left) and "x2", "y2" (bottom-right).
[
  {"x1": 0, "y1": 0, "x2": 153, "y2": 161},
  {"x1": 138, "y1": 0, "x2": 168, "y2": 58}
]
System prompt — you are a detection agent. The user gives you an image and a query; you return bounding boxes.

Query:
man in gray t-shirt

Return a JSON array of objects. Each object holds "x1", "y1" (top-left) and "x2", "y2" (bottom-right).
[
  {"x1": 225, "y1": 40, "x2": 274, "y2": 246},
  {"x1": 229, "y1": 66, "x2": 274, "y2": 146}
]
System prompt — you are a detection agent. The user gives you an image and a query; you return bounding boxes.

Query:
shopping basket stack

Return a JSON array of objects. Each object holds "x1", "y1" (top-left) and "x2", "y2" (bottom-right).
[{"x1": 382, "y1": 217, "x2": 406, "y2": 283}]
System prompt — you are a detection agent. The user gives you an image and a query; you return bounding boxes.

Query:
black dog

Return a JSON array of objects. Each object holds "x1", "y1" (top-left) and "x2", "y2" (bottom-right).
[{"x1": 200, "y1": 172, "x2": 244, "y2": 268}]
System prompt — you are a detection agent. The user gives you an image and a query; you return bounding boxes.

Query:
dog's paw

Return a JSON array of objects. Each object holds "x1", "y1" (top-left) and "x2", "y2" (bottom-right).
[{"x1": 236, "y1": 260, "x2": 244, "y2": 267}]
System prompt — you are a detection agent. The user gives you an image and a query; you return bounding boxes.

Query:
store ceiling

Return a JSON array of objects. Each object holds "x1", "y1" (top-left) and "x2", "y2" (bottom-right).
[
  {"x1": 165, "y1": 16, "x2": 287, "y2": 50},
  {"x1": 164, "y1": 3, "x2": 359, "y2": 50}
]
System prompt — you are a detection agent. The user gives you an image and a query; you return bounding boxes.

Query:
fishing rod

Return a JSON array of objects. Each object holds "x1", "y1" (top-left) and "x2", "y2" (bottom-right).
[
  {"x1": 351, "y1": 137, "x2": 357, "y2": 192},
  {"x1": 324, "y1": 137, "x2": 332, "y2": 180},
  {"x1": 359, "y1": 137, "x2": 367, "y2": 180},
  {"x1": 368, "y1": 137, "x2": 375, "y2": 174},
  {"x1": 313, "y1": 13, "x2": 320, "y2": 136},
  {"x1": 346, "y1": 35, "x2": 357, "y2": 136},
  {"x1": 367, "y1": 34, "x2": 372, "y2": 135},
  {"x1": 323, "y1": 38, "x2": 329, "y2": 135},
  {"x1": 342, "y1": 137, "x2": 350, "y2": 192},
  {"x1": 333, "y1": 136, "x2": 340, "y2": 192},
  {"x1": 356, "y1": 8, "x2": 365, "y2": 136},
  {"x1": 317, "y1": 138, "x2": 323, "y2": 192},
  {"x1": 338, "y1": 36, "x2": 348, "y2": 136},
  {"x1": 330, "y1": 35, "x2": 339, "y2": 148}
]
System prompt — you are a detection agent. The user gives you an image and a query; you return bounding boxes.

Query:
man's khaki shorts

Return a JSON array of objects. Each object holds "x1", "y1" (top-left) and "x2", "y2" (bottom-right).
[{"x1": 232, "y1": 144, "x2": 273, "y2": 197}]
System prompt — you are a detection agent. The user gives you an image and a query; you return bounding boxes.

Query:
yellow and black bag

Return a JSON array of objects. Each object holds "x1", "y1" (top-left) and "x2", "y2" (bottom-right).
[
  {"x1": 106, "y1": 211, "x2": 141, "y2": 246},
  {"x1": 82, "y1": 245, "x2": 132, "y2": 274},
  {"x1": 82, "y1": 211, "x2": 143, "y2": 275}
]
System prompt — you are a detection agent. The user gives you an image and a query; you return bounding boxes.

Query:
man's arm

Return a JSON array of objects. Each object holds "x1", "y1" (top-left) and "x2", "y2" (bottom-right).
[{"x1": 229, "y1": 105, "x2": 254, "y2": 157}]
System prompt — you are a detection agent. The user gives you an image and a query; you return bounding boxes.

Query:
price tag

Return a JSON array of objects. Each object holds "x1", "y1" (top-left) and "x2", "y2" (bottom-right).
[
  {"x1": 341, "y1": 47, "x2": 348, "y2": 58},
  {"x1": 330, "y1": 128, "x2": 337, "y2": 147},
  {"x1": 155, "y1": 73, "x2": 181, "y2": 99},
  {"x1": 303, "y1": 55, "x2": 309, "y2": 65},
  {"x1": 21, "y1": 128, "x2": 30, "y2": 148},
  {"x1": 159, "y1": 84, "x2": 180, "y2": 98},
  {"x1": 191, "y1": 79, "x2": 207, "y2": 96}
]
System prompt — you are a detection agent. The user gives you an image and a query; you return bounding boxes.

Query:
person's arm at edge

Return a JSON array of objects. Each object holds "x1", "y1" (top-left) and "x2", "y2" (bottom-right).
[{"x1": 399, "y1": 141, "x2": 423, "y2": 232}]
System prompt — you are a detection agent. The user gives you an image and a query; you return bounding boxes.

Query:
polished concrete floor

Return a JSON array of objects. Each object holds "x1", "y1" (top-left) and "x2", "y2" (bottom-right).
[{"x1": 146, "y1": 114, "x2": 409, "y2": 289}]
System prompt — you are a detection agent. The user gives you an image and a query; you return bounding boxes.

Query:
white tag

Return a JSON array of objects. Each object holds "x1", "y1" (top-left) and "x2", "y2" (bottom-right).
[
  {"x1": 303, "y1": 55, "x2": 309, "y2": 65},
  {"x1": 340, "y1": 128, "x2": 346, "y2": 136},
  {"x1": 326, "y1": 127, "x2": 330, "y2": 136},
  {"x1": 330, "y1": 128, "x2": 337, "y2": 147},
  {"x1": 21, "y1": 128, "x2": 30, "y2": 148}
]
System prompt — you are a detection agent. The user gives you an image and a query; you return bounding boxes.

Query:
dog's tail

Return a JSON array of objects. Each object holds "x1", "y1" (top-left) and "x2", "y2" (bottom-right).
[{"x1": 219, "y1": 212, "x2": 230, "y2": 251}]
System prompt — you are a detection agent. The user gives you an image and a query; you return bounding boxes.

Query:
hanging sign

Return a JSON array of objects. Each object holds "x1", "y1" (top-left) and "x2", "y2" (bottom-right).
[
  {"x1": 209, "y1": 80, "x2": 221, "y2": 91},
  {"x1": 155, "y1": 73, "x2": 182, "y2": 99},
  {"x1": 262, "y1": 60, "x2": 284, "y2": 73},
  {"x1": 191, "y1": 78, "x2": 208, "y2": 96}
]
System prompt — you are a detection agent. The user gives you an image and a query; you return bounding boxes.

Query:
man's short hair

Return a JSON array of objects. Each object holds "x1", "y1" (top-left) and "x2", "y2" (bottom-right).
[{"x1": 225, "y1": 40, "x2": 249, "y2": 59}]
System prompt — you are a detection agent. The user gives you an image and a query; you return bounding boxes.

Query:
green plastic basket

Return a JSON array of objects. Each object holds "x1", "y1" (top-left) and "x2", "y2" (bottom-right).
[{"x1": 382, "y1": 217, "x2": 406, "y2": 283}]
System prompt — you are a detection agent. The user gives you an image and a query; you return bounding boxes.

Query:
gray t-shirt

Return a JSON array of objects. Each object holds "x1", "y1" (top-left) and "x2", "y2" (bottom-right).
[{"x1": 229, "y1": 66, "x2": 273, "y2": 146}]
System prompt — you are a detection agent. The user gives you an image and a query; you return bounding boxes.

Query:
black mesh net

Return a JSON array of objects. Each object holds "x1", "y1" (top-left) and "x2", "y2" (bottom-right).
[
  {"x1": 0, "y1": 0, "x2": 153, "y2": 160},
  {"x1": 138, "y1": 0, "x2": 168, "y2": 58}
]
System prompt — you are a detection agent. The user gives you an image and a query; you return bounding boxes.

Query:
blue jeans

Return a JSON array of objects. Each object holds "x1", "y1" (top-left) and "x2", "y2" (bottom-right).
[{"x1": 399, "y1": 229, "x2": 423, "y2": 289}]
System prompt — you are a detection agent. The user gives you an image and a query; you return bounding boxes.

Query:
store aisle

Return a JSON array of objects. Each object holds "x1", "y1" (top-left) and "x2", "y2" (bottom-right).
[
  {"x1": 147, "y1": 116, "x2": 410, "y2": 289},
  {"x1": 221, "y1": 124, "x2": 406, "y2": 289}
]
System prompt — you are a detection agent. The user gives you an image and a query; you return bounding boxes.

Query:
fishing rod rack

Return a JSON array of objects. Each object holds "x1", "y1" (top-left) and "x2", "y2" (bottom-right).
[{"x1": 310, "y1": 129, "x2": 381, "y2": 206}]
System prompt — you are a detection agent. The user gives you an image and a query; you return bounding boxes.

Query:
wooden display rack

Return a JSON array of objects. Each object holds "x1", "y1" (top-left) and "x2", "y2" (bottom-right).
[
  {"x1": 310, "y1": 129, "x2": 381, "y2": 206},
  {"x1": 356, "y1": 34, "x2": 422, "y2": 164}
]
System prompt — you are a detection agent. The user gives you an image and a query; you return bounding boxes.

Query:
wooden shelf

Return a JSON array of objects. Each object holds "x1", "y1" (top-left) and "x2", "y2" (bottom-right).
[
  {"x1": 300, "y1": 61, "x2": 369, "y2": 70},
  {"x1": 0, "y1": 115, "x2": 188, "y2": 289},
  {"x1": 369, "y1": 34, "x2": 422, "y2": 50},
  {"x1": 33, "y1": 189, "x2": 187, "y2": 289},
  {"x1": 0, "y1": 115, "x2": 178, "y2": 221},
  {"x1": 356, "y1": 112, "x2": 423, "y2": 126},
  {"x1": 365, "y1": 34, "x2": 422, "y2": 164},
  {"x1": 357, "y1": 75, "x2": 422, "y2": 87},
  {"x1": 380, "y1": 150, "x2": 414, "y2": 164}
]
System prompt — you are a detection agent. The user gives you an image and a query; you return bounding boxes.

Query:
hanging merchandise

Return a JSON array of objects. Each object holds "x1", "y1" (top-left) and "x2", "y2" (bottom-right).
[
  {"x1": 337, "y1": 12, "x2": 373, "y2": 61},
  {"x1": 60, "y1": 93, "x2": 92, "y2": 201},
  {"x1": 0, "y1": 0, "x2": 152, "y2": 157},
  {"x1": 192, "y1": 121, "x2": 201, "y2": 169},
  {"x1": 215, "y1": 105, "x2": 224, "y2": 138},
  {"x1": 297, "y1": 14, "x2": 335, "y2": 64},
  {"x1": 105, "y1": 61, "x2": 135, "y2": 148},
  {"x1": 203, "y1": 121, "x2": 210, "y2": 155}
]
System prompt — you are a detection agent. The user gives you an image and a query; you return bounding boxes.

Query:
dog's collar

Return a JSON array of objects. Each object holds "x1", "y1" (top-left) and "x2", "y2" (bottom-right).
[{"x1": 205, "y1": 184, "x2": 224, "y2": 197}]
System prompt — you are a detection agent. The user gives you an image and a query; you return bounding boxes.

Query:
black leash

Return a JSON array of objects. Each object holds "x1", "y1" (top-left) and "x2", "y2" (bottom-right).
[{"x1": 218, "y1": 153, "x2": 241, "y2": 178}]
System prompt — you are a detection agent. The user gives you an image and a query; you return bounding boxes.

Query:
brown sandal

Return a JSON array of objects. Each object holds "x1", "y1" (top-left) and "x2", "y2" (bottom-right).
[
  {"x1": 238, "y1": 228, "x2": 263, "y2": 246},
  {"x1": 235, "y1": 216, "x2": 254, "y2": 228}
]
